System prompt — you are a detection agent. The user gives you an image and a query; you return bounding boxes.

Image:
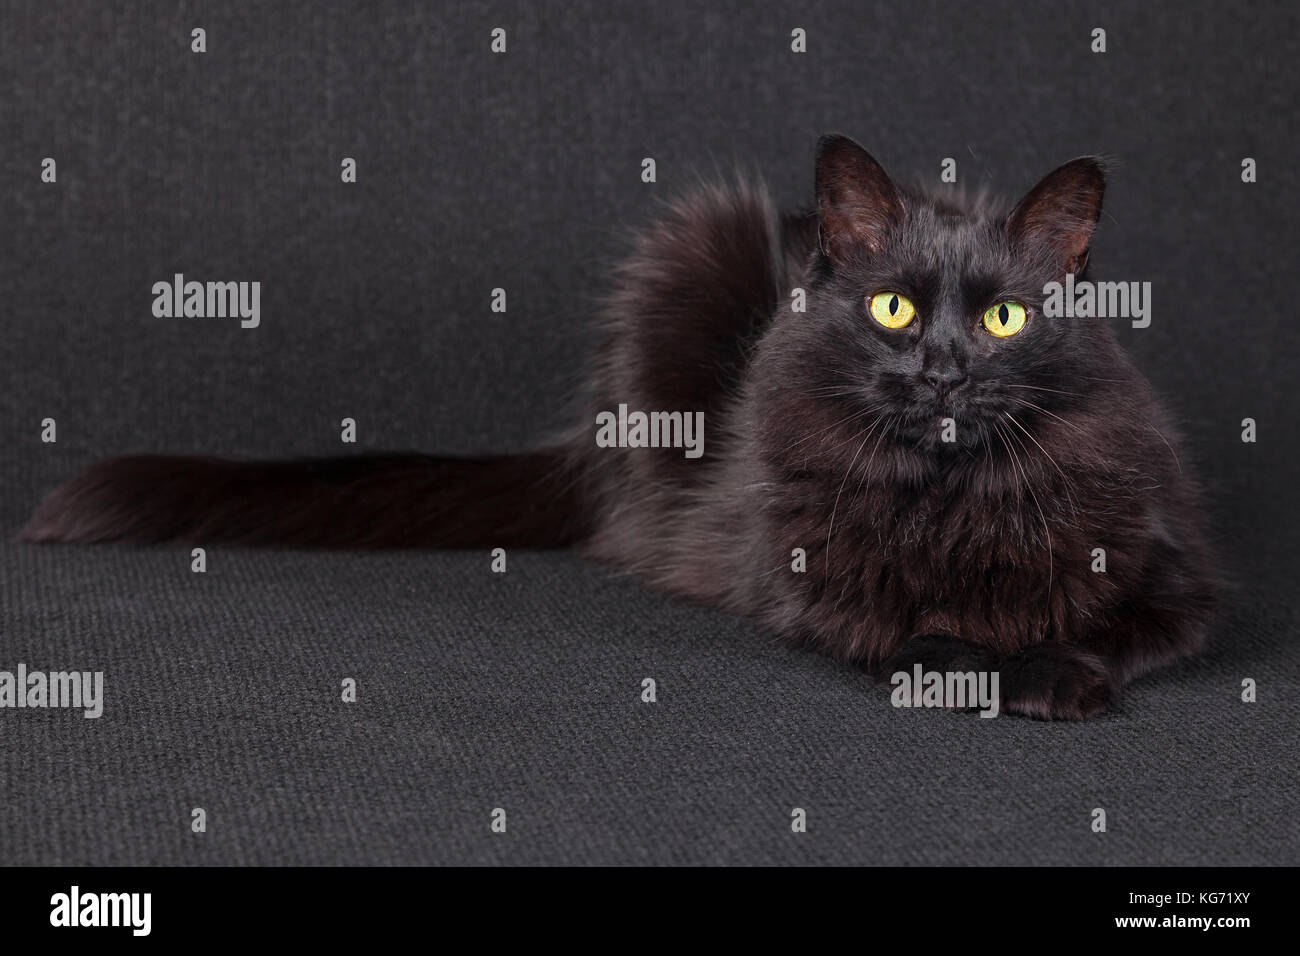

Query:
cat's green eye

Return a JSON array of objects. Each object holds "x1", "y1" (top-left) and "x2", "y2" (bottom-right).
[
  {"x1": 868, "y1": 291, "x2": 916, "y2": 329},
  {"x1": 982, "y1": 301, "x2": 1027, "y2": 337}
]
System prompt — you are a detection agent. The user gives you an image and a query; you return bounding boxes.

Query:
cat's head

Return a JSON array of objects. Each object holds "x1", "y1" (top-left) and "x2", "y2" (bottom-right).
[{"x1": 790, "y1": 133, "x2": 1112, "y2": 458}]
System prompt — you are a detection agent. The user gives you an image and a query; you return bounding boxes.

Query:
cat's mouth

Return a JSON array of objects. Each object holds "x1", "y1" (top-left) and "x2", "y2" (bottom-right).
[{"x1": 894, "y1": 403, "x2": 999, "y2": 452}]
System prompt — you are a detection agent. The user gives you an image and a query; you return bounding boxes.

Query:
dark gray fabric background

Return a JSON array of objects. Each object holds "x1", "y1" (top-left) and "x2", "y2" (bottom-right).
[{"x1": 1, "y1": 0, "x2": 1296, "y2": 865}]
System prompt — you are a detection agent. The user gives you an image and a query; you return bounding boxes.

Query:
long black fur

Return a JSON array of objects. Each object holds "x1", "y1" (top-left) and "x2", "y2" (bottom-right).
[{"x1": 21, "y1": 134, "x2": 1220, "y2": 719}]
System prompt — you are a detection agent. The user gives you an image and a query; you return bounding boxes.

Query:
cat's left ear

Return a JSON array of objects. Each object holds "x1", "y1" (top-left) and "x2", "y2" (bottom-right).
[{"x1": 1005, "y1": 157, "x2": 1106, "y2": 275}]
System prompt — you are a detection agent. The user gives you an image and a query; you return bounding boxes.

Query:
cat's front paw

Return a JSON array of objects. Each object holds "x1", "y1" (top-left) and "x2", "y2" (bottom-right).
[{"x1": 997, "y1": 644, "x2": 1114, "y2": 721}]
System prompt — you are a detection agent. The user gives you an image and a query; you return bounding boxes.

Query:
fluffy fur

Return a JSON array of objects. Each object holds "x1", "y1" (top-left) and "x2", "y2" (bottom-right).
[{"x1": 22, "y1": 134, "x2": 1220, "y2": 719}]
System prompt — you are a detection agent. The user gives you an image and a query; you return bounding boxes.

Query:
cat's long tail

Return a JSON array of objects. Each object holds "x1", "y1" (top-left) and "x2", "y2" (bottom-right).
[{"x1": 18, "y1": 450, "x2": 587, "y2": 549}]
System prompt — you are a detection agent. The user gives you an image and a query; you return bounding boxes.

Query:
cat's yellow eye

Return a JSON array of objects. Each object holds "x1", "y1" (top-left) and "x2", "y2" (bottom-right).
[
  {"x1": 982, "y1": 301, "x2": 1027, "y2": 337},
  {"x1": 868, "y1": 291, "x2": 916, "y2": 329}
]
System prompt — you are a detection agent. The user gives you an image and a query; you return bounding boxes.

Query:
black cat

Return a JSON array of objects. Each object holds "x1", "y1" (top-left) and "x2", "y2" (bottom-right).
[{"x1": 21, "y1": 134, "x2": 1220, "y2": 719}]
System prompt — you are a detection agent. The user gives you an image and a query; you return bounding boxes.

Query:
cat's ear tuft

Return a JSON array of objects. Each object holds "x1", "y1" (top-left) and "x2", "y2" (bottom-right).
[
  {"x1": 815, "y1": 134, "x2": 904, "y2": 264},
  {"x1": 1005, "y1": 157, "x2": 1106, "y2": 275}
]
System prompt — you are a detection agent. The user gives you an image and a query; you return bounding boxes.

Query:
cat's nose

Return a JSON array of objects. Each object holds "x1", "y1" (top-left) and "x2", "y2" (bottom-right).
[{"x1": 922, "y1": 368, "x2": 968, "y2": 397}]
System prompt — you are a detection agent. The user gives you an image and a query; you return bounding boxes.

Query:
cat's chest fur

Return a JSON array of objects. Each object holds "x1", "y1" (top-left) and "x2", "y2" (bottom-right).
[{"x1": 756, "y1": 464, "x2": 1108, "y2": 665}]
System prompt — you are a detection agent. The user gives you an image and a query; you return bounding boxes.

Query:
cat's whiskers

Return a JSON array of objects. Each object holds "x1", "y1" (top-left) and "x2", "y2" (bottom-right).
[
  {"x1": 805, "y1": 383, "x2": 868, "y2": 397},
  {"x1": 1005, "y1": 384, "x2": 1084, "y2": 398},
  {"x1": 1010, "y1": 397, "x2": 1089, "y2": 437},
  {"x1": 779, "y1": 402, "x2": 884, "y2": 456},
  {"x1": 1013, "y1": 396, "x2": 1182, "y2": 484},
  {"x1": 1003, "y1": 410, "x2": 1079, "y2": 518},
  {"x1": 975, "y1": 420, "x2": 991, "y2": 455},
  {"x1": 835, "y1": 413, "x2": 899, "y2": 603},
  {"x1": 821, "y1": 410, "x2": 894, "y2": 456},
  {"x1": 823, "y1": 413, "x2": 886, "y2": 577},
  {"x1": 994, "y1": 419, "x2": 1054, "y2": 625},
  {"x1": 1145, "y1": 422, "x2": 1183, "y2": 474},
  {"x1": 845, "y1": 413, "x2": 897, "y2": 531}
]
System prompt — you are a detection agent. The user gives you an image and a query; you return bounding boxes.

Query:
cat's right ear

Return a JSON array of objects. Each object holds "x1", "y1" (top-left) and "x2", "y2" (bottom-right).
[{"x1": 815, "y1": 134, "x2": 904, "y2": 264}]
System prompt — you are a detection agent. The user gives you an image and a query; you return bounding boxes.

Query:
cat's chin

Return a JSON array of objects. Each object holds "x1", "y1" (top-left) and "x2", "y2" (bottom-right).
[{"x1": 894, "y1": 410, "x2": 995, "y2": 456}]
